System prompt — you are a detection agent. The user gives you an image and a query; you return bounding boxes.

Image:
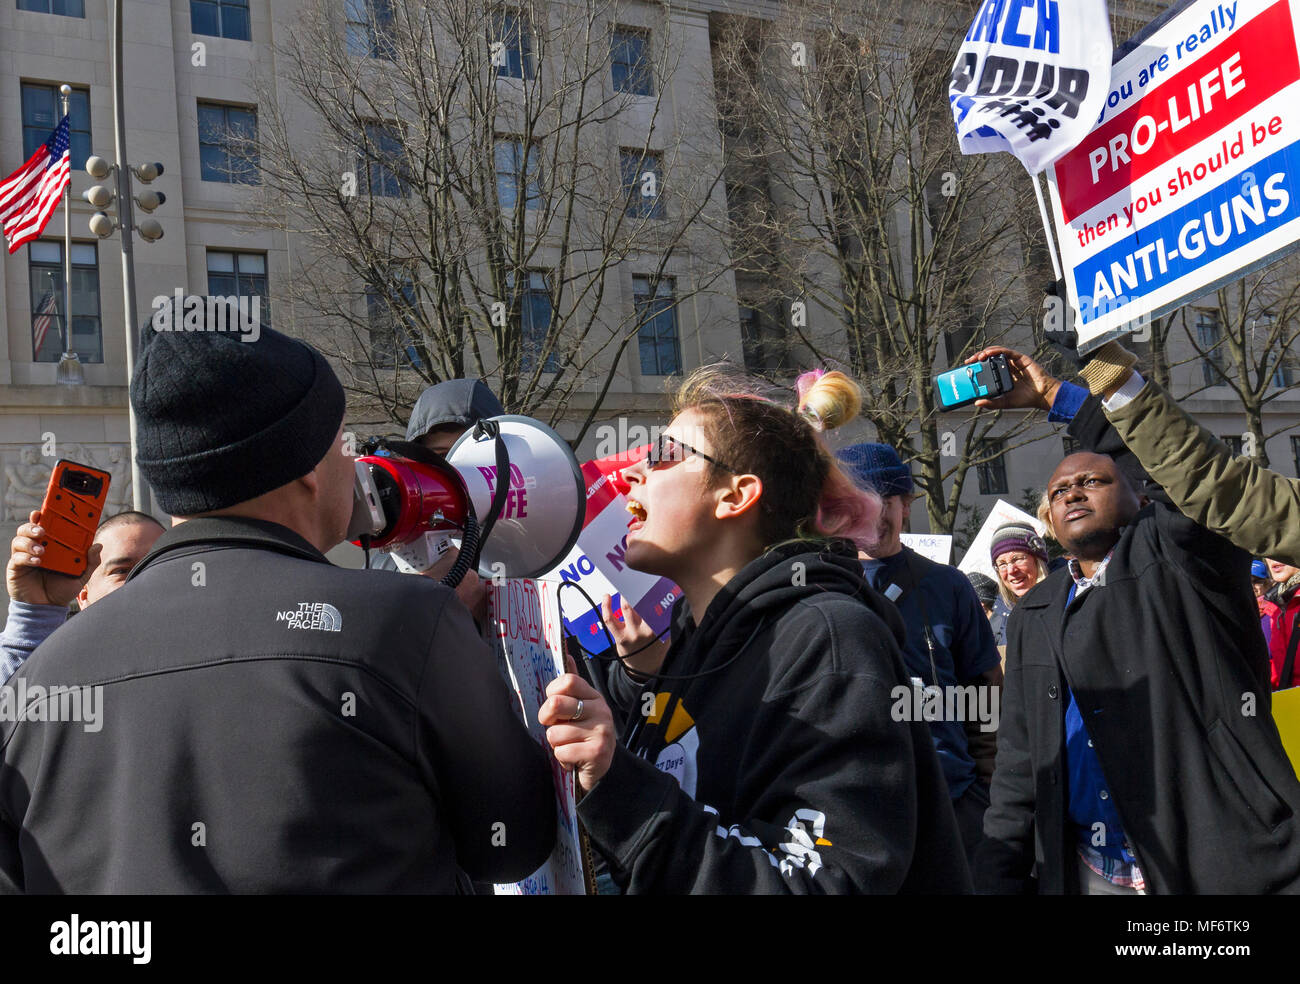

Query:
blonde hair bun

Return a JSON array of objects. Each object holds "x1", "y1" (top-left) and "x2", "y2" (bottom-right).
[{"x1": 795, "y1": 369, "x2": 862, "y2": 432}]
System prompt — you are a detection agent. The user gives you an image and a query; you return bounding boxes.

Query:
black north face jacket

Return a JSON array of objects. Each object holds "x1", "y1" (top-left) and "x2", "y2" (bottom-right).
[{"x1": 0, "y1": 517, "x2": 555, "y2": 893}]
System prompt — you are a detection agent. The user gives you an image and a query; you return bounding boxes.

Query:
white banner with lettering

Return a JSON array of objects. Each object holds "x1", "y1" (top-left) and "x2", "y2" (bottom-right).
[{"x1": 950, "y1": 0, "x2": 1114, "y2": 174}]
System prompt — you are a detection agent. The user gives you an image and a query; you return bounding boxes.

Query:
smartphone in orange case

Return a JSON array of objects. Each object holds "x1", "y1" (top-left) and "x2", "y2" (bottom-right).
[{"x1": 37, "y1": 459, "x2": 112, "y2": 578}]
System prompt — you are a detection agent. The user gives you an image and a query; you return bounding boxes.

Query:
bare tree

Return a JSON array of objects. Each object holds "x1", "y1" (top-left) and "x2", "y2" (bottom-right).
[
  {"x1": 241, "y1": 0, "x2": 731, "y2": 437},
  {"x1": 1174, "y1": 262, "x2": 1300, "y2": 466},
  {"x1": 709, "y1": 0, "x2": 1051, "y2": 534}
]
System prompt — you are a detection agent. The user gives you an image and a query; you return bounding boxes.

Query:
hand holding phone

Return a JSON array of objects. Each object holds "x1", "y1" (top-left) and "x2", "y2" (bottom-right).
[
  {"x1": 34, "y1": 460, "x2": 112, "y2": 578},
  {"x1": 934, "y1": 354, "x2": 1015, "y2": 410},
  {"x1": 6, "y1": 510, "x2": 102, "y2": 606},
  {"x1": 967, "y1": 346, "x2": 1066, "y2": 412}
]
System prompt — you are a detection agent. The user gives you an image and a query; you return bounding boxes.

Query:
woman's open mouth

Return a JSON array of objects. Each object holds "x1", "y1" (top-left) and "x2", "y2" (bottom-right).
[{"x1": 627, "y1": 498, "x2": 647, "y2": 534}]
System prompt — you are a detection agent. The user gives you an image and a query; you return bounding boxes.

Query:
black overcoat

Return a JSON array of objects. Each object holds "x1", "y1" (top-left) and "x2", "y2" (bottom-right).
[{"x1": 977, "y1": 397, "x2": 1300, "y2": 894}]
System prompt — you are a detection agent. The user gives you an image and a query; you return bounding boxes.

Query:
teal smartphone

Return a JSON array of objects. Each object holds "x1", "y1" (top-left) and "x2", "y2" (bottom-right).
[{"x1": 934, "y1": 355, "x2": 1014, "y2": 410}]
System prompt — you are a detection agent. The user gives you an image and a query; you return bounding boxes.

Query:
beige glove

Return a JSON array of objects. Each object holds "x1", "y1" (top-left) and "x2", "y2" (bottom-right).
[{"x1": 1078, "y1": 340, "x2": 1138, "y2": 397}]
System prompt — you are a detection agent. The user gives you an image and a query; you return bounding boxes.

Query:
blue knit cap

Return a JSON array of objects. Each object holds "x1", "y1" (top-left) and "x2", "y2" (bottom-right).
[{"x1": 836, "y1": 443, "x2": 914, "y2": 497}]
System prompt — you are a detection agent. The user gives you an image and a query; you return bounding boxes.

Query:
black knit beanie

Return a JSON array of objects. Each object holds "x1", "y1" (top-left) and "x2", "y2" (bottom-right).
[{"x1": 130, "y1": 321, "x2": 346, "y2": 515}]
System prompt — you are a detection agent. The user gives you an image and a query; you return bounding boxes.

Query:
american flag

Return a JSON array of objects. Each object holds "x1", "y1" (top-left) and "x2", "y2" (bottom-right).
[
  {"x1": 1, "y1": 115, "x2": 71, "y2": 254},
  {"x1": 31, "y1": 288, "x2": 59, "y2": 356}
]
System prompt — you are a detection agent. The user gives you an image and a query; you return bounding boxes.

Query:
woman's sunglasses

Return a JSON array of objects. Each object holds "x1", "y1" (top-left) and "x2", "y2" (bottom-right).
[{"x1": 644, "y1": 433, "x2": 735, "y2": 473}]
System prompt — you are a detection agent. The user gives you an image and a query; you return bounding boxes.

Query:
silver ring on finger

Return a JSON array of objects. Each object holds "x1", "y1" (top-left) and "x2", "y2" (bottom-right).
[{"x1": 570, "y1": 699, "x2": 585, "y2": 722}]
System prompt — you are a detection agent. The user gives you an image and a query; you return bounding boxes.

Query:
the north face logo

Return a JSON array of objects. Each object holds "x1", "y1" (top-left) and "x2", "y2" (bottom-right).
[{"x1": 275, "y1": 602, "x2": 342, "y2": 632}]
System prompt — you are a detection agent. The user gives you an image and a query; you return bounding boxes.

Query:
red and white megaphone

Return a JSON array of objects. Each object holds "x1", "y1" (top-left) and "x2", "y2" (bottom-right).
[{"x1": 347, "y1": 416, "x2": 585, "y2": 583}]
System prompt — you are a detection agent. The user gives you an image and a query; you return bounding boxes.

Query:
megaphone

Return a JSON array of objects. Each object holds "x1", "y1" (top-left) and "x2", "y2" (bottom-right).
[{"x1": 347, "y1": 415, "x2": 585, "y2": 583}]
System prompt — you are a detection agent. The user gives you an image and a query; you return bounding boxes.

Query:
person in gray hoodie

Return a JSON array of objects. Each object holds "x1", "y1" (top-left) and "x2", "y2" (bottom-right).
[{"x1": 404, "y1": 378, "x2": 506, "y2": 457}]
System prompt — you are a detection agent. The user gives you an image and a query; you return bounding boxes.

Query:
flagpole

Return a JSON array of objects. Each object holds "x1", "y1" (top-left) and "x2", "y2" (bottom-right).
[
  {"x1": 1032, "y1": 171, "x2": 1063, "y2": 283},
  {"x1": 59, "y1": 86, "x2": 74, "y2": 369}
]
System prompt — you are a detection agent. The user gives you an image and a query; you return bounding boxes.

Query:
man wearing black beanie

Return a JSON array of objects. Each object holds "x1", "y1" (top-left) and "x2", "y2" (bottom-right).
[{"x1": 0, "y1": 320, "x2": 556, "y2": 893}]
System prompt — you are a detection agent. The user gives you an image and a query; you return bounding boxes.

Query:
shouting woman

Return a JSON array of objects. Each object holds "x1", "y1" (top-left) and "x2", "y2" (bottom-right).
[{"x1": 539, "y1": 366, "x2": 969, "y2": 894}]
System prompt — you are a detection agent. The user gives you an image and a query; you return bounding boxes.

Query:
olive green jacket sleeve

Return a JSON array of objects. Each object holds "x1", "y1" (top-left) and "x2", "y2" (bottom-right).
[{"x1": 1105, "y1": 378, "x2": 1300, "y2": 565}]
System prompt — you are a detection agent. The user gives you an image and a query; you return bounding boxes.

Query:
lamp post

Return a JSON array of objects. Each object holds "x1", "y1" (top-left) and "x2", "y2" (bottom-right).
[
  {"x1": 112, "y1": 0, "x2": 148, "y2": 513},
  {"x1": 82, "y1": 0, "x2": 166, "y2": 513}
]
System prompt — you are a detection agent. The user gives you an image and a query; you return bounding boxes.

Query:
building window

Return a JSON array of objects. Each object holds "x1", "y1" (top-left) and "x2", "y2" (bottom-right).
[
  {"x1": 495, "y1": 138, "x2": 542, "y2": 211},
  {"x1": 207, "y1": 251, "x2": 269, "y2": 326},
  {"x1": 198, "y1": 103, "x2": 259, "y2": 184},
  {"x1": 634, "y1": 275, "x2": 680, "y2": 376},
  {"x1": 346, "y1": 0, "x2": 395, "y2": 59},
  {"x1": 610, "y1": 27, "x2": 652, "y2": 95},
  {"x1": 366, "y1": 271, "x2": 419, "y2": 368},
  {"x1": 28, "y1": 241, "x2": 101, "y2": 364},
  {"x1": 510, "y1": 270, "x2": 556, "y2": 373},
  {"x1": 1271, "y1": 348, "x2": 1297, "y2": 389},
  {"x1": 17, "y1": 0, "x2": 84, "y2": 16},
  {"x1": 190, "y1": 0, "x2": 250, "y2": 40},
  {"x1": 1292, "y1": 436, "x2": 1300, "y2": 478},
  {"x1": 976, "y1": 440, "x2": 1008, "y2": 495},
  {"x1": 739, "y1": 304, "x2": 788, "y2": 371},
  {"x1": 620, "y1": 150, "x2": 664, "y2": 219},
  {"x1": 489, "y1": 9, "x2": 533, "y2": 80},
  {"x1": 358, "y1": 122, "x2": 408, "y2": 197},
  {"x1": 1062, "y1": 435, "x2": 1081, "y2": 457},
  {"x1": 1196, "y1": 308, "x2": 1228, "y2": 387},
  {"x1": 1220, "y1": 434, "x2": 1245, "y2": 456},
  {"x1": 22, "y1": 83, "x2": 90, "y2": 172}
]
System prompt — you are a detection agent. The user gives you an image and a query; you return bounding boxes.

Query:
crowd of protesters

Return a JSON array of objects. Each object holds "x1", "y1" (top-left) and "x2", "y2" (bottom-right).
[{"x1": 3, "y1": 315, "x2": 1300, "y2": 894}]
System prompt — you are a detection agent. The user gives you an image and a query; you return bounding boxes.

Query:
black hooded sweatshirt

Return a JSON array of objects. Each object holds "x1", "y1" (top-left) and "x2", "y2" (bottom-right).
[{"x1": 578, "y1": 539, "x2": 971, "y2": 894}]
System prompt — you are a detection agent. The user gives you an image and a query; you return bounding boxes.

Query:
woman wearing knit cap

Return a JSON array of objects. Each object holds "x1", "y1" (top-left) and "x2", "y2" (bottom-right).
[{"x1": 989, "y1": 522, "x2": 1050, "y2": 647}]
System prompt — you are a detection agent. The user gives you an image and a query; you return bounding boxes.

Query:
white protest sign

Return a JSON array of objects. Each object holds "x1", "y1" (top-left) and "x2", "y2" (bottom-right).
[
  {"x1": 488, "y1": 577, "x2": 591, "y2": 895},
  {"x1": 901, "y1": 533, "x2": 953, "y2": 565},
  {"x1": 950, "y1": 0, "x2": 1113, "y2": 174},
  {"x1": 1047, "y1": 0, "x2": 1300, "y2": 352},
  {"x1": 957, "y1": 500, "x2": 1047, "y2": 583}
]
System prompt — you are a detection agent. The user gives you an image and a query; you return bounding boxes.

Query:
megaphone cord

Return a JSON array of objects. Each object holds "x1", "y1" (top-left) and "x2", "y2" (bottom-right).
[
  {"x1": 555, "y1": 578, "x2": 669, "y2": 659},
  {"x1": 439, "y1": 512, "x2": 480, "y2": 589}
]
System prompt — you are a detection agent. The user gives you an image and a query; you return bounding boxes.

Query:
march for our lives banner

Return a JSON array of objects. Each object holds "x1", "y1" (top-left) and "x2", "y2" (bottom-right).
[
  {"x1": 1047, "y1": 0, "x2": 1300, "y2": 351},
  {"x1": 950, "y1": 0, "x2": 1113, "y2": 173}
]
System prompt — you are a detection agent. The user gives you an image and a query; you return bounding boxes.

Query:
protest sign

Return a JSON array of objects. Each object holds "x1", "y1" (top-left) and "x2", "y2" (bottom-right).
[
  {"x1": 1271, "y1": 685, "x2": 1300, "y2": 772},
  {"x1": 489, "y1": 577, "x2": 592, "y2": 895},
  {"x1": 957, "y1": 500, "x2": 1047, "y2": 581},
  {"x1": 1047, "y1": 0, "x2": 1300, "y2": 352},
  {"x1": 901, "y1": 533, "x2": 954, "y2": 565},
  {"x1": 951, "y1": 0, "x2": 1113, "y2": 174}
]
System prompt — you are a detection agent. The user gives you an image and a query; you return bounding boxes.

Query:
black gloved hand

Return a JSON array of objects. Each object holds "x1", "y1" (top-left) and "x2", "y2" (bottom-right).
[{"x1": 1040, "y1": 279, "x2": 1084, "y2": 373}]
